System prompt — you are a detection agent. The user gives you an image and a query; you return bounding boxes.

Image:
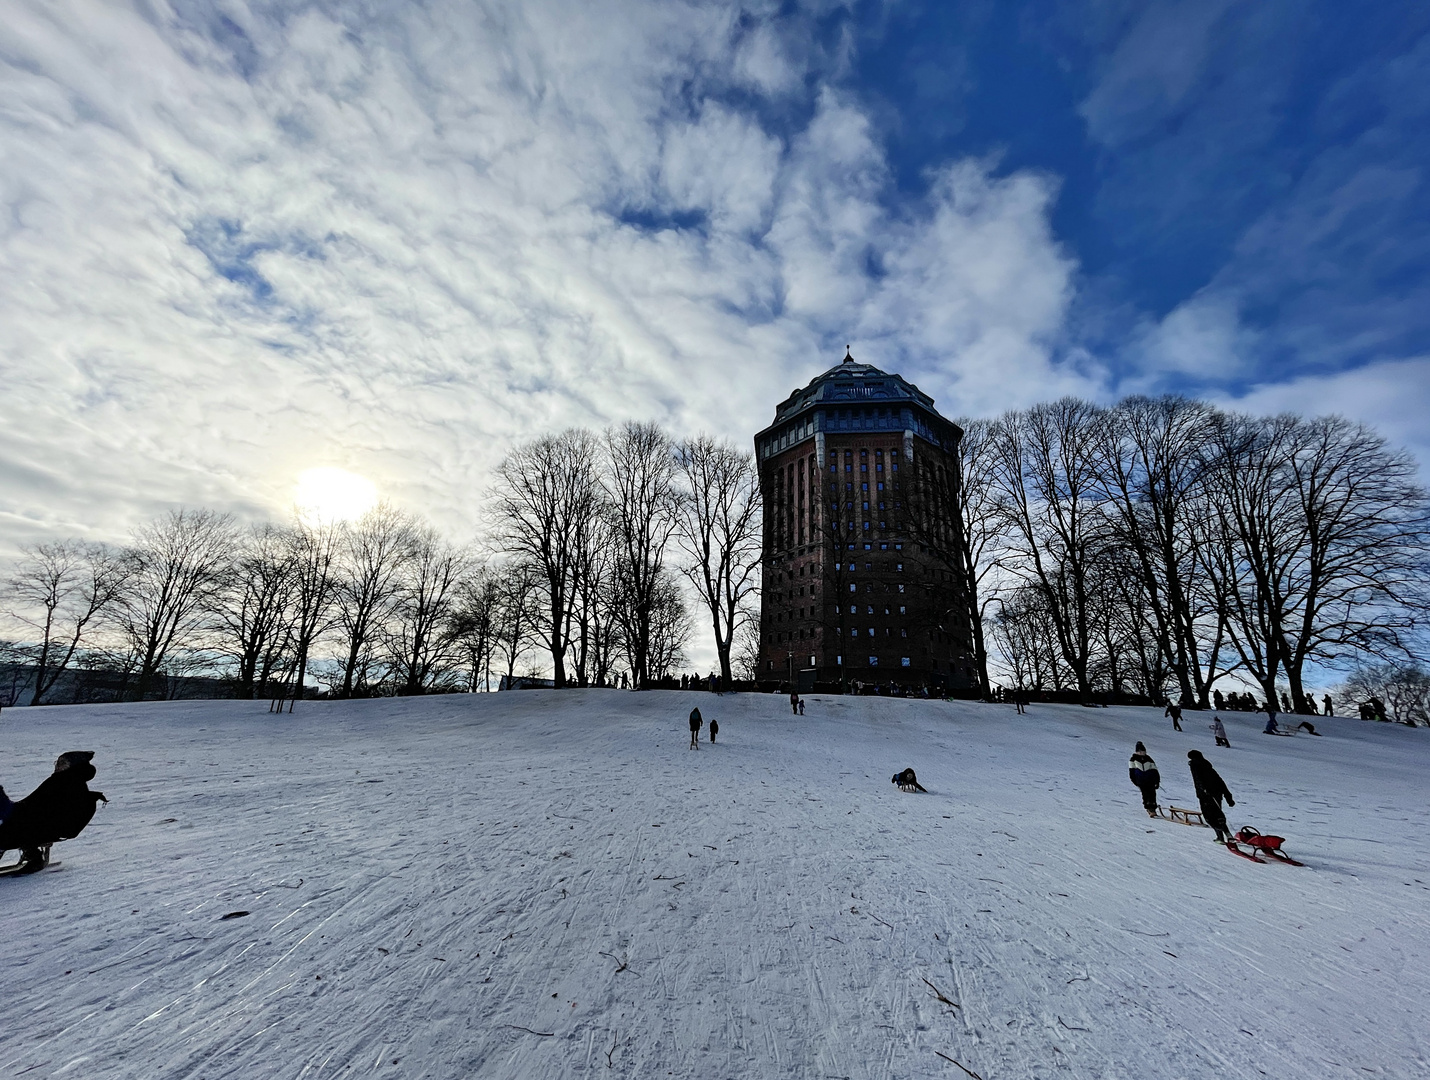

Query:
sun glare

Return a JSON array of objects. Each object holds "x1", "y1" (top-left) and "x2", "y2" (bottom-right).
[{"x1": 295, "y1": 467, "x2": 379, "y2": 525}]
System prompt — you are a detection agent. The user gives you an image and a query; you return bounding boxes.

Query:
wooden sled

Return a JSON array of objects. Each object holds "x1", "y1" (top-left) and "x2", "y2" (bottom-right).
[{"x1": 1165, "y1": 806, "x2": 1206, "y2": 827}]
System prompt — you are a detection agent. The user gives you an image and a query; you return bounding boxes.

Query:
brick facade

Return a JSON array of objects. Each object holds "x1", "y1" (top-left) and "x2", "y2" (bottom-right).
[{"x1": 755, "y1": 353, "x2": 980, "y2": 694}]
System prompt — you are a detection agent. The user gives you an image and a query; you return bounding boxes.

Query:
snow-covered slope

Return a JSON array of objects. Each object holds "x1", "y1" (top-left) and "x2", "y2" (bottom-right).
[{"x1": 1, "y1": 692, "x2": 1426, "y2": 1079}]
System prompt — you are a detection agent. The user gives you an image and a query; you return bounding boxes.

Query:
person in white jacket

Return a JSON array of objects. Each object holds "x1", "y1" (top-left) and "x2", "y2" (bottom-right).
[{"x1": 1210, "y1": 716, "x2": 1230, "y2": 747}]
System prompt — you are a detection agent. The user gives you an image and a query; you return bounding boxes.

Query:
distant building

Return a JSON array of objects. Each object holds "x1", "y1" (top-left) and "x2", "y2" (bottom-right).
[{"x1": 753, "y1": 351, "x2": 980, "y2": 694}]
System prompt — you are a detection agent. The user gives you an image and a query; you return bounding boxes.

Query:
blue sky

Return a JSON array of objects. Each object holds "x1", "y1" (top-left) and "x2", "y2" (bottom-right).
[
  {"x1": 848, "y1": 0, "x2": 1430, "y2": 393},
  {"x1": 0, "y1": 0, "x2": 1427, "y2": 554}
]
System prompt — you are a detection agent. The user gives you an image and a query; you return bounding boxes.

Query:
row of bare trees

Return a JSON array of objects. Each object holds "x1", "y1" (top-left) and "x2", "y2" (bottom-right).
[
  {"x1": 945, "y1": 397, "x2": 1429, "y2": 709},
  {"x1": 0, "y1": 507, "x2": 479, "y2": 704},
  {"x1": 0, "y1": 426, "x2": 764, "y2": 703},
  {"x1": 490, "y1": 423, "x2": 761, "y2": 690},
  {"x1": 7, "y1": 396, "x2": 1419, "y2": 709}
]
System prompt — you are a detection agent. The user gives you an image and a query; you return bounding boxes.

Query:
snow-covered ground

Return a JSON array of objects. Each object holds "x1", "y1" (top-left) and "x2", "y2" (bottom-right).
[{"x1": 1, "y1": 692, "x2": 1426, "y2": 1079}]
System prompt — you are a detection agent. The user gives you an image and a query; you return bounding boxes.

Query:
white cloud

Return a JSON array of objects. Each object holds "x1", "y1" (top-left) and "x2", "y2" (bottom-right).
[
  {"x1": 0, "y1": 0, "x2": 1079, "y2": 575},
  {"x1": 1119, "y1": 291, "x2": 1257, "y2": 386},
  {"x1": 1214, "y1": 356, "x2": 1430, "y2": 473}
]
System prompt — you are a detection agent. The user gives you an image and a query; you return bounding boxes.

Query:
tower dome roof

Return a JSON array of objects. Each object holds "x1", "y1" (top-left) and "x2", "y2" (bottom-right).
[{"x1": 769, "y1": 351, "x2": 938, "y2": 425}]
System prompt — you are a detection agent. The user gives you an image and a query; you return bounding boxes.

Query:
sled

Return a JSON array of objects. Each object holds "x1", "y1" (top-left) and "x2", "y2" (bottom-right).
[
  {"x1": 0, "y1": 845, "x2": 52, "y2": 878},
  {"x1": 1230, "y1": 827, "x2": 1304, "y2": 866},
  {"x1": 1165, "y1": 806, "x2": 1206, "y2": 827}
]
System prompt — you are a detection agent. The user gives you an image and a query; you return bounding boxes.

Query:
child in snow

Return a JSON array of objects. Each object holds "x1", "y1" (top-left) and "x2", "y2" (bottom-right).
[
  {"x1": 709, "y1": 718, "x2": 718, "y2": 743},
  {"x1": 1128, "y1": 742, "x2": 1161, "y2": 817},
  {"x1": 1186, "y1": 750, "x2": 1235, "y2": 842},
  {"x1": 1165, "y1": 703, "x2": 1183, "y2": 731},
  {"x1": 688, "y1": 707, "x2": 703, "y2": 749},
  {"x1": 1210, "y1": 716, "x2": 1230, "y2": 747},
  {"x1": 1263, "y1": 715, "x2": 1281, "y2": 735},
  {"x1": 797, "y1": 698, "x2": 805, "y2": 715}
]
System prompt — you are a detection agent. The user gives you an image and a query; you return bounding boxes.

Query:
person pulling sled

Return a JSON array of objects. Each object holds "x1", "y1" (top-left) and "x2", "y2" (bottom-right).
[
  {"x1": 1128, "y1": 743, "x2": 1161, "y2": 817},
  {"x1": 1186, "y1": 750, "x2": 1234, "y2": 843},
  {"x1": 0, "y1": 751, "x2": 107, "y2": 876}
]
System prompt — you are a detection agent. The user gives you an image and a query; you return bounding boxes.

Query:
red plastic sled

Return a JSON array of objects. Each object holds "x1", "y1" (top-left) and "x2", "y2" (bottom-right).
[{"x1": 1231, "y1": 827, "x2": 1305, "y2": 866}]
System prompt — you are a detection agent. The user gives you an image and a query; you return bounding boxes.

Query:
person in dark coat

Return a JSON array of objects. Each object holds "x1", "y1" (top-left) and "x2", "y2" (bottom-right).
[
  {"x1": 789, "y1": 690, "x2": 799, "y2": 715},
  {"x1": 709, "y1": 717, "x2": 718, "y2": 743},
  {"x1": 1128, "y1": 742, "x2": 1161, "y2": 817},
  {"x1": 1164, "y1": 703, "x2": 1183, "y2": 731},
  {"x1": 0, "y1": 751, "x2": 106, "y2": 871},
  {"x1": 1187, "y1": 750, "x2": 1234, "y2": 842},
  {"x1": 688, "y1": 707, "x2": 703, "y2": 749}
]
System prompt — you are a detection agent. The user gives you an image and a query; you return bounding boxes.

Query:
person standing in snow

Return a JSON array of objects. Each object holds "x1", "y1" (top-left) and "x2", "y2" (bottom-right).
[
  {"x1": 1165, "y1": 702, "x2": 1183, "y2": 731},
  {"x1": 1187, "y1": 750, "x2": 1235, "y2": 842},
  {"x1": 688, "y1": 707, "x2": 703, "y2": 750},
  {"x1": 789, "y1": 690, "x2": 799, "y2": 715},
  {"x1": 1322, "y1": 694, "x2": 1333, "y2": 716},
  {"x1": 709, "y1": 717, "x2": 718, "y2": 743},
  {"x1": 1210, "y1": 716, "x2": 1230, "y2": 747},
  {"x1": 1128, "y1": 742, "x2": 1161, "y2": 817},
  {"x1": 797, "y1": 698, "x2": 806, "y2": 715}
]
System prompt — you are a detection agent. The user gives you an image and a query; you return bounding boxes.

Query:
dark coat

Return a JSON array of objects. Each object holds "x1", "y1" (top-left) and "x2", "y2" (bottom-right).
[
  {"x1": 0, "y1": 752, "x2": 106, "y2": 852},
  {"x1": 1188, "y1": 755, "x2": 1233, "y2": 807},
  {"x1": 688, "y1": 708, "x2": 703, "y2": 731}
]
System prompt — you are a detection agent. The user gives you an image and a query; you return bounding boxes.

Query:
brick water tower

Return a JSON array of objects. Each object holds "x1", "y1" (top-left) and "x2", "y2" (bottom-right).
[{"x1": 753, "y1": 350, "x2": 980, "y2": 695}]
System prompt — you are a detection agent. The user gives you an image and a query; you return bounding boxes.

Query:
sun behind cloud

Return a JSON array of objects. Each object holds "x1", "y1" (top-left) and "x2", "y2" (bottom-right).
[{"x1": 294, "y1": 467, "x2": 379, "y2": 525}]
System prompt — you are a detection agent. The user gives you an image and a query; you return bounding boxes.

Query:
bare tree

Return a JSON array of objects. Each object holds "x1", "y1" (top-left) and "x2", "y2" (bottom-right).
[
  {"x1": 988, "y1": 400, "x2": 1108, "y2": 699},
  {"x1": 6, "y1": 540, "x2": 126, "y2": 705},
  {"x1": 673, "y1": 435, "x2": 762, "y2": 686},
  {"x1": 386, "y1": 529, "x2": 468, "y2": 695},
  {"x1": 493, "y1": 430, "x2": 602, "y2": 687},
  {"x1": 988, "y1": 585, "x2": 1066, "y2": 692},
  {"x1": 1092, "y1": 397, "x2": 1231, "y2": 705},
  {"x1": 566, "y1": 511, "x2": 618, "y2": 687},
  {"x1": 644, "y1": 571, "x2": 692, "y2": 683},
  {"x1": 270, "y1": 519, "x2": 343, "y2": 711},
  {"x1": 1341, "y1": 663, "x2": 1429, "y2": 725},
  {"x1": 492, "y1": 560, "x2": 541, "y2": 688},
  {"x1": 603, "y1": 422, "x2": 682, "y2": 689},
  {"x1": 118, "y1": 508, "x2": 237, "y2": 701},
  {"x1": 450, "y1": 564, "x2": 500, "y2": 692},
  {"x1": 211, "y1": 524, "x2": 297, "y2": 699},
  {"x1": 331, "y1": 503, "x2": 416, "y2": 697},
  {"x1": 1276, "y1": 416, "x2": 1430, "y2": 710},
  {"x1": 0, "y1": 639, "x2": 32, "y2": 711},
  {"x1": 732, "y1": 618, "x2": 760, "y2": 683}
]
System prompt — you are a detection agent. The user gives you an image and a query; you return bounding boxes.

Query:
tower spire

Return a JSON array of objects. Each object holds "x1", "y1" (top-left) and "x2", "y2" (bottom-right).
[{"x1": 842, "y1": 344, "x2": 854, "y2": 364}]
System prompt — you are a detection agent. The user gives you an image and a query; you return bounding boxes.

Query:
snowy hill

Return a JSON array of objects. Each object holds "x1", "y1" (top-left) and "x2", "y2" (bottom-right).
[{"x1": 1, "y1": 692, "x2": 1426, "y2": 1079}]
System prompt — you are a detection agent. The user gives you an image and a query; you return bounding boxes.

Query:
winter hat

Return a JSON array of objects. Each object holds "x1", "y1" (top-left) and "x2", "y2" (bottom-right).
[
  {"x1": 1134, "y1": 741, "x2": 1146, "y2": 752},
  {"x1": 1187, "y1": 750, "x2": 1203, "y2": 760}
]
